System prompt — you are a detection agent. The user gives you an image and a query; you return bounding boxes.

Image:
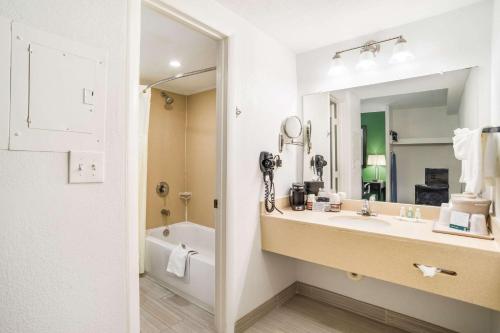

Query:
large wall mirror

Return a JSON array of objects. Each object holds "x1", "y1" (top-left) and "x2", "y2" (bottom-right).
[{"x1": 302, "y1": 67, "x2": 482, "y2": 206}]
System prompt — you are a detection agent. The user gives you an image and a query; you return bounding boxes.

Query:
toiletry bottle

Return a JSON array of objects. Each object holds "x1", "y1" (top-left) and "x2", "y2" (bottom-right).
[
  {"x1": 415, "y1": 208, "x2": 422, "y2": 220},
  {"x1": 306, "y1": 194, "x2": 315, "y2": 210},
  {"x1": 400, "y1": 206, "x2": 406, "y2": 218},
  {"x1": 407, "y1": 206, "x2": 414, "y2": 219}
]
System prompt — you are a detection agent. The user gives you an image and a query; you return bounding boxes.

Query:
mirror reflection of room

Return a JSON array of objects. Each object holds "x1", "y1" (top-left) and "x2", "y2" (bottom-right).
[{"x1": 304, "y1": 67, "x2": 480, "y2": 206}]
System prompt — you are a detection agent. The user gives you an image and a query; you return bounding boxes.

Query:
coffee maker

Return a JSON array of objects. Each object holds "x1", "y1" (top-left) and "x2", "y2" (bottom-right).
[{"x1": 289, "y1": 183, "x2": 306, "y2": 211}]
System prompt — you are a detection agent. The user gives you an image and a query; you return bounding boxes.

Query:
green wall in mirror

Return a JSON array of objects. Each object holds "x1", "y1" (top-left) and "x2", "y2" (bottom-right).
[{"x1": 361, "y1": 112, "x2": 386, "y2": 181}]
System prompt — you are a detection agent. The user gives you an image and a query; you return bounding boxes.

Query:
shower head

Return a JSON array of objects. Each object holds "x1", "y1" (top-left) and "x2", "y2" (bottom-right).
[{"x1": 160, "y1": 91, "x2": 174, "y2": 107}]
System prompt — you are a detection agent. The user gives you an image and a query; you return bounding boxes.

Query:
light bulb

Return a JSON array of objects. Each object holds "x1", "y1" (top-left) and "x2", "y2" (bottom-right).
[
  {"x1": 390, "y1": 36, "x2": 414, "y2": 64},
  {"x1": 328, "y1": 53, "x2": 347, "y2": 76},
  {"x1": 356, "y1": 49, "x2": 377, "y2": 71},
  {"x1": 169, "y1": 60, "x2": 181, "y2": 68}
]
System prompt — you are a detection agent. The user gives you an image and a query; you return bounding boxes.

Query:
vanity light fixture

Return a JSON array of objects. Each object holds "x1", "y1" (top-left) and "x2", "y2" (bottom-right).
[
  {"x1": 390, "y1": 36, "x2": 415, "y2": 64},
  {"x1": 329, "y1": 35, "x2": 414, "y2": 74},
  {"x1": 328, "y1": 52, "x2": 347, "y2": 76},
  {"x1": 356, "y1": 41, "x2": 379, "y2": 71}
]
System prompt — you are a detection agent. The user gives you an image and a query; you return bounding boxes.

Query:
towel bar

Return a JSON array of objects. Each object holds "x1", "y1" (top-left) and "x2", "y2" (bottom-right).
[
  {"x1": 482, "y1": 126, "x2": 500, "y2": 133},
  {"x1": 413, "y1": 263, "x2": 457, "y2": 276}
]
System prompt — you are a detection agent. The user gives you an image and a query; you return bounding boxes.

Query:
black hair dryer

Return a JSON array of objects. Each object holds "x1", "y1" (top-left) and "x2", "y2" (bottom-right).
[
  {"x1": 311, "y1": 154, "x2": 328, "y2": 181},
  {"x1": 259, "y1": 152, "x2": 283, "y2": 214}
]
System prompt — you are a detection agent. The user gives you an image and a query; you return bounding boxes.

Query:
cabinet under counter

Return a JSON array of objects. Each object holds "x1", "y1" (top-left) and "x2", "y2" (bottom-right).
[{"x1": 260, "y1": 206, "x2": 500, "y2": 311}]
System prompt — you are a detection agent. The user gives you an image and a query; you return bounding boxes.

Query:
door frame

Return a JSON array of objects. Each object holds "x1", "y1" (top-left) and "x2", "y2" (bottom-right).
[{"x1": 125, "y1": 0, "x2": 228, "y2": 331}]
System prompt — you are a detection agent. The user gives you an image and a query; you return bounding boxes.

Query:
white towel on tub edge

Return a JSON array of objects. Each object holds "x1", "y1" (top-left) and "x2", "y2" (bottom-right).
[{"x1": 166, "y1": 244, "x2": 198, "y2": 278}]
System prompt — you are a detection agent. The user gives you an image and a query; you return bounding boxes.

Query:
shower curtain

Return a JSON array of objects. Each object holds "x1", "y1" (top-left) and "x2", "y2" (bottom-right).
[{"x1": 138, "y1": 86, "x2": 151, "y2": 274}]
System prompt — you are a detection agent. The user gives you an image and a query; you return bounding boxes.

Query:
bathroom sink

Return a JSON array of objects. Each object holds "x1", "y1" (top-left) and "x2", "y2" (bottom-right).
[{"x1": 328, "y1": 215, "x2": 391, "y2": 230}]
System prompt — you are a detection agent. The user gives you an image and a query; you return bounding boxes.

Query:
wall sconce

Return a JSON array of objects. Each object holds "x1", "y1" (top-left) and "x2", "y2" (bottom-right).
[{"x1": 328, "y1": 35, "x2": 414, "y2": 75}]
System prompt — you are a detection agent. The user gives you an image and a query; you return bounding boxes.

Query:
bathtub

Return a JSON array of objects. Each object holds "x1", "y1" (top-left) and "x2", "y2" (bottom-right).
[{"x1": 145, "y1": 222, "x2": 215, "y2": 312}]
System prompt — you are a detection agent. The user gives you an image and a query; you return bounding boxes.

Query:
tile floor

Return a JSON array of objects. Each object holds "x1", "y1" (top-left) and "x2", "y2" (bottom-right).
[{"x1": 140, "y1": 276, "x2": 408, "y2": 333}]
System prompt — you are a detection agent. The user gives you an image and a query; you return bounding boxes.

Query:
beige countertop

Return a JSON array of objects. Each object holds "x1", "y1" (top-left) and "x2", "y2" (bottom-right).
[{"x1": 264, "y1": 208, "x2": 500, "y2": 255}]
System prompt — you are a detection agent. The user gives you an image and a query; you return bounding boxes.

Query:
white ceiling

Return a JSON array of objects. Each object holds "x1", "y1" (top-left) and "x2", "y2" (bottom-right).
[
  {"x1": 362, "y1": 89, "x2": 448, "y2": 110},
  {"x1": 357, "y1": 68, "x2": 470, "y2": 114},
  {"x1": 140, "y1": 6, "x2": 217, "y2": 95},
  {"x1": 215, "y1": 0, "x2": 483, "y2": 53}
]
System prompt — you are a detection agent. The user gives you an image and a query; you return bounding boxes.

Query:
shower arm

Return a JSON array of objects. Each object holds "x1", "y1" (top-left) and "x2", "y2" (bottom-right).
[{"x1": 142, "y1": 66, "x2": 217, "y2": 93}]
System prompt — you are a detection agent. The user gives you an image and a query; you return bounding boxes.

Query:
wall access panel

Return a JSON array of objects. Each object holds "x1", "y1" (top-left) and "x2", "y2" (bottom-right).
[{"x1": 10, "y1": 22, "x2": 107, "y2": 152}]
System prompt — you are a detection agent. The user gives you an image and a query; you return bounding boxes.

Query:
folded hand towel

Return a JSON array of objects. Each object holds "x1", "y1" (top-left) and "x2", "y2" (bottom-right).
[{"x1": 166, "y1": 244, "x2": 198, "y2": 278}]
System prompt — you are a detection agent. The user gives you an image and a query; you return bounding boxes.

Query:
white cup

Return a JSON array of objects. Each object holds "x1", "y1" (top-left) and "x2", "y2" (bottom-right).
[{"x1": 470, "y1": 214, "x2": 488, "y2": 235}]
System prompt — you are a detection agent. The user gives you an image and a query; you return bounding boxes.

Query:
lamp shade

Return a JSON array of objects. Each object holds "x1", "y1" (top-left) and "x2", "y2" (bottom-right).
[
  {"x1": 328, "y1": 53, "x2": 347, "y2": 76},
  {"x1": 390, "y1": 36, "x2": 414, "y2": 64},
  {"x1": 356, "y1": 49, "x2": 377, "y2": 71},
  {"x1": 367, "y1": 154, "x2": 386, "y2": 166}
]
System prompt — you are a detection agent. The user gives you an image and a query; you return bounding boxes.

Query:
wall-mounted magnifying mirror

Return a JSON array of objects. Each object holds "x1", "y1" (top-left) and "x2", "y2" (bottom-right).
[
  {"x1": 279, "y1": 116, "x2": 304, "y2": 152},
  {"x1": 283, "y1": 116, "x2": 303, "y2": 138}
]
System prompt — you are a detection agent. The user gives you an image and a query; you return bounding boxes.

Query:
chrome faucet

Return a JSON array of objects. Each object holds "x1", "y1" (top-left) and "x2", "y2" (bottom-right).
[{"x1": 358, "y1": 199, "x2": 375, "y2": 216}]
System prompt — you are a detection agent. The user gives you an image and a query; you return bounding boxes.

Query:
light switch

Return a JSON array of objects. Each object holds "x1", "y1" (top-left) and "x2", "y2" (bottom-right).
[
  {"x1": 83, "y1": 88, "x2": 94, "y2": 105},
  {"x1": 69, "y1": 151, "x2": 105, "y2": 183}
]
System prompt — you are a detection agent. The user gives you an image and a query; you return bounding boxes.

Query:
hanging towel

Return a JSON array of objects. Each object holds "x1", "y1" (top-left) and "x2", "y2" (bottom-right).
[
  {"x1": 452, "y1": 128, "x2": 483, "y2": 194},
  {"x1": 483, "y1": 132, "x2": 498, "y2": 183},
  {"x1": 166, "y1": 244, "x2": 198, "y2": 278},
  {"x1": 390, "y1": 151, "x2": 397, "y2": 202}
]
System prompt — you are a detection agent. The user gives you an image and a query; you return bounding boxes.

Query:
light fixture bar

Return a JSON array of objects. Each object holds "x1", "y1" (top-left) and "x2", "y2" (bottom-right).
[{"x1": 332, "y1": 35, "x2": 403, "y2": 58}]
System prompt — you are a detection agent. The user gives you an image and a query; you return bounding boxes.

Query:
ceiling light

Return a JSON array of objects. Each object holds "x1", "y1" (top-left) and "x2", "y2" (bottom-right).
[
  {"x1": 356, "y1": 46, "x2": 377, "y2": 71},
  {"x1": 328, "y1": 53, "x2": 347, "y2": 76},
  {"x1": 390, "y1": 36, "x2": 415, "y2": 64},
  {"x1": 169, "y1": 60, "x2": 181, "y2": 68}
]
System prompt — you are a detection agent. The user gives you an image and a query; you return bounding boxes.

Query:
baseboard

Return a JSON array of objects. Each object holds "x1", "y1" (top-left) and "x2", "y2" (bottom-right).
[
  {"x1": 297, "y1": 282, "x2": 456, "y2": 333},
  {"x1": 234, "y1": 281, "x2": 455, "y2": 333},
  {"x1": 234, "y1": 282, "x2": 297, "y2": 333}
]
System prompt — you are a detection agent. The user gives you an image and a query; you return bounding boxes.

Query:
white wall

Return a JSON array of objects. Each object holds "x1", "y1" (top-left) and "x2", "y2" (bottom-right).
[
  {"x1": 459, "y1": 67, "x2": 488, "y2": 128},
  {"x1": 491, "y1": 0, "x2": 500, "y2": 212},
  {"x1": 391, "y1": 106, "x2": 461, "y2": 203},
  {"x1": 332, "y1": 90, "x2": 362, "y2": 197},
  {"x1": 302, "y1": 93, "x2": 332, "y2": 187},
  {"x1": 0, "y1": 1, "x2": 128, "y2": 332},
  {"x1": 295, "y1": 2, "x2": 497, "y2": 332},
  {"x1": 153, "y1": 1, "x2": 299, "y2": 331},
  {"x1": 492, "y1": 0, "x2": 500, "y2": 125},
  {"x1": 0, "y1": 16, "x2": 9, "y2": 149}
]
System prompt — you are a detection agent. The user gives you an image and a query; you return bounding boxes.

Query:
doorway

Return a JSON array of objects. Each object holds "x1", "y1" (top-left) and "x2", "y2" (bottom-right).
[{"x1": 126, "y1": 1, "x2": 228, "y2": 331}]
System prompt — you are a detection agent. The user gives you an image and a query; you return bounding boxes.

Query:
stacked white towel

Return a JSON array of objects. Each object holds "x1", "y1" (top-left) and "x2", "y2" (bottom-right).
[
  {"x1": 452, "y1": 128, "x2": 497, "y2": 194},
  {"x1": 166, "y1": 244, "x2": 198, "y2": 278}
]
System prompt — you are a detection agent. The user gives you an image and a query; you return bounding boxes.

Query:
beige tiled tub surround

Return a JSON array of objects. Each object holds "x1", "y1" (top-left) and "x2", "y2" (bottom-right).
[
  {"x1": 147, "y1": 89, "x2": 187, "y2": 228},
  {"x1": 260, "y1": 200, "x2": 500, "y2": 311},
  {"x1": 186, "y1": 89, "x2": 216, "y2": 228},
  {"x1": 146, "y1": 89, "x2": 216, "y2": 229}
]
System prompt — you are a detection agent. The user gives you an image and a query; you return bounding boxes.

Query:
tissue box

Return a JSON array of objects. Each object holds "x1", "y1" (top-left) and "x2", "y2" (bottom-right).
[{"x1": 449, "y1": 211, "x2": 470, "y2": 231}]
